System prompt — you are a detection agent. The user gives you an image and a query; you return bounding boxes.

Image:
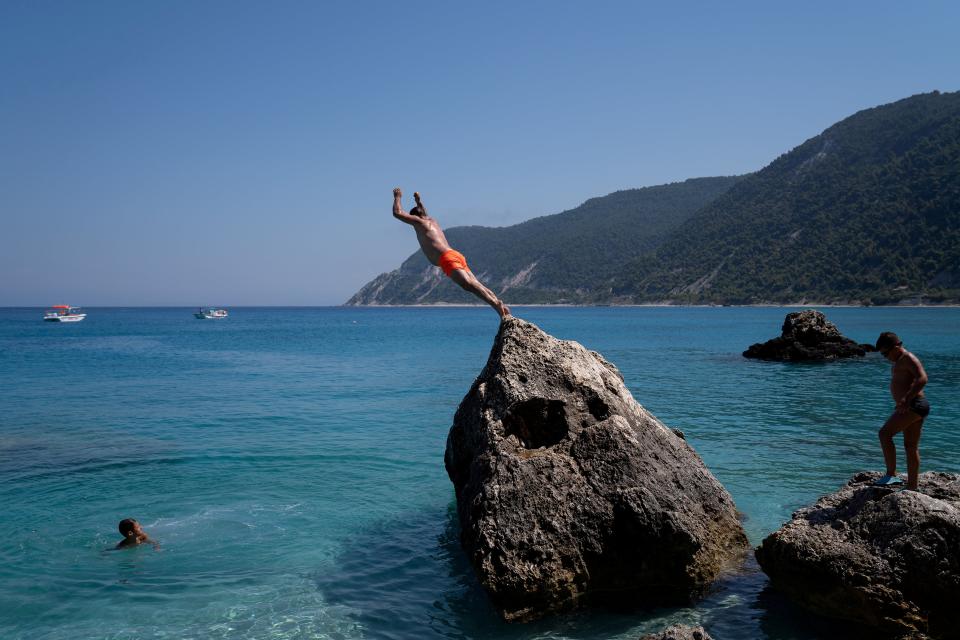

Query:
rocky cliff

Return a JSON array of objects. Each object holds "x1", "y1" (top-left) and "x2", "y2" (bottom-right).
[{"x1": 445, "y1": 318, "x2": 748, "y2": 621}]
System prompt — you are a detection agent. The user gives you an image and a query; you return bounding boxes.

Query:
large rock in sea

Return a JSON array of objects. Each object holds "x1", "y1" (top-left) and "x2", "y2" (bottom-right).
[
  {"x1": 743, "y1": 309, "x2": 868, "y2": 361},
  {"x1": 444, "y1": 318, "x2": 748, "y2": 622},
  {"x1": 756, "y1": 472, "x2": 960, "y2": 639},
  {"x1": 639, "y1": 624, "x2": 714, "y2": 640}
]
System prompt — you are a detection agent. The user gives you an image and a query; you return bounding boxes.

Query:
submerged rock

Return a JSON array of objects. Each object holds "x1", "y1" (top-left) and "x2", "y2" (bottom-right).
[
  {"x1": 756, "y1": 472, "x2": 960, "y2": 639},
  {"x1": 639, "y1": 624, "x2": 714, "y2": 640},
  {"x1": 444, "y1": 318, "x2": 747, "y2": 622},
  {"x1": 743, "y1": 309, "x2": 869, "y2": 361}
]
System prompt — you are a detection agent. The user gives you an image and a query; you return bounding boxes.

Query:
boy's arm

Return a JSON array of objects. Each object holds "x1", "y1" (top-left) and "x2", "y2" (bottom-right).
[
  {"x1": 392, "y1": 187, "x2": 420, "y2": 225},
  {"x1": 900, "y1": 354, "x2": 928, "y2": 405},
  {"x1": 895, "y1": 354, "x2": 928, "y2": 413}
]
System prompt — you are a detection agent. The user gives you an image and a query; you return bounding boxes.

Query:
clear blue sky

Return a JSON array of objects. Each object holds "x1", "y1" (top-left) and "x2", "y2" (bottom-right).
[{"x1": 2, "y1": 1, "x2": 957, "y2": 305}]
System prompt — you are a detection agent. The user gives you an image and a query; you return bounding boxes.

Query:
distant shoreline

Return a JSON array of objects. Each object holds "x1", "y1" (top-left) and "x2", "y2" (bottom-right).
[
  {"x1": 342, "y1": 302, "x2": 960, "y2": 309},
  {"x1": 4, "y1": 303, "x2": 959, "y2": 309}
]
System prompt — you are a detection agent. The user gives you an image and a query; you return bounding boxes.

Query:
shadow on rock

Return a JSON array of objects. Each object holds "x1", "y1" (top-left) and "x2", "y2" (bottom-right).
[{"x1": 756, "y1": 581, "x2": 881, "y2": 640}]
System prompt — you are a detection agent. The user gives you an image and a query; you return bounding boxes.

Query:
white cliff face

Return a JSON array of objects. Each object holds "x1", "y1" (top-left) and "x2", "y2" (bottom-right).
[
  {"x1": 500, "y1": 260, "x2": 539, "y2": 291},
  {"x1": 671, "y1": 254, "x2": 732, "y2": 296},
  {"x1": 346, "y1": 261, "x2": 544, "y2": 305},
  {"x1": 344, "y1": 270, "x2": 402, "y2": 305},
  {"x1": 344, "y1": 262, "x2": 444, "y2": 305},
  {"x1": 413, "y1": 268, "x2": 444, "y2": 302},
  {"x1": 794, "y1": 138, "x2": 835, "y2": 176}
]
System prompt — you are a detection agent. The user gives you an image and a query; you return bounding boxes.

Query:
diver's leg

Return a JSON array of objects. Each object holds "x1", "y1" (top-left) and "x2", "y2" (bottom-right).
[{"x1": 448, "y1": 269, "x2": 511, "y2": 319}]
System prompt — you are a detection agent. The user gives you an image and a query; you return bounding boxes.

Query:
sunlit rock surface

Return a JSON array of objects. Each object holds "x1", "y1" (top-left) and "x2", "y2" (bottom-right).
[
  {"x1": 445, "y1": 318, "x2": 748, "y2": 622},
  {"x1": 756, "y1": 471, "x2": 960, "y2": 639}
]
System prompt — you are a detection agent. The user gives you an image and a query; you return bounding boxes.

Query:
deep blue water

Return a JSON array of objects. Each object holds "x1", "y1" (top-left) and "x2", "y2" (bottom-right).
[{"x1": 1, "y1": 306, "x2": 957, "y2": 640}]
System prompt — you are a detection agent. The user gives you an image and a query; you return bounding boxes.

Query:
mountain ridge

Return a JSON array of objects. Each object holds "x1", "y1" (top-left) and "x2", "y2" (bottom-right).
[
  {"x1": 613, "y1": 90, "x2": 960, "y2": 304},
  {"x1": 349, "y1": 90, "x2": 960, "y2": 306},
  {"x1": 348, "y1": 176, "x2": 742, "y2": 305}
]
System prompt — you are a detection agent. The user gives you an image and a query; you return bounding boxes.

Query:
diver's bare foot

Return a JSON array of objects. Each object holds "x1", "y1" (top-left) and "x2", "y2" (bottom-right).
[{"x1": 497, "y1": 302, "x2": 512, "y2": 320}]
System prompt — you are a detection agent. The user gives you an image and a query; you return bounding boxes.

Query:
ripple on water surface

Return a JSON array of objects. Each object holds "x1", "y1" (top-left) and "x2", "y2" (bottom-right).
[{"x1": 1, "y1": 306, "x2": 958, "y2": 639}]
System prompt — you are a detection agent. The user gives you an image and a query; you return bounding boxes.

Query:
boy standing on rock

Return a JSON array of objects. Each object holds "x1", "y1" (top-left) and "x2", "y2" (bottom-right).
[
  {"x1": 874, "y1": 332, "x2": 929, "y2": 491},
  {"x1": 391, "y1": 187, "x2": 511, "y2": 320}
]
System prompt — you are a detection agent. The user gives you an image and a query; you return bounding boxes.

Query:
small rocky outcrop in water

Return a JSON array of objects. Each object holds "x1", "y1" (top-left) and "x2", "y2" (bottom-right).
[
  {"x1": 639, "y1": 624, "x2": 714, "y2": 640},
  {"x1": 743, "y1": 309, "x2": 869, "y2": 360},
  {"x1": 444, "y1": 318, "x2": 748, "y2": 622},
  {"x1": 756, "y1": 472, "x2": 960, "y2": 639}
]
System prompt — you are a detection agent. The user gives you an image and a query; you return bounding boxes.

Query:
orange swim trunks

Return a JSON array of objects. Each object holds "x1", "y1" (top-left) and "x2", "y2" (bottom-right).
[{"x1": 438, "y1": 249, "x2": 469, "y2": 276}]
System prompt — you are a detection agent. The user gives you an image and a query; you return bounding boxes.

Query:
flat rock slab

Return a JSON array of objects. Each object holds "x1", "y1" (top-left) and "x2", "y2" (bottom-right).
[
  {"x1": 639, "y1": 624, "x2": 714, "y2": 640},
  {"x1": 756, "y1": 472, "x2": 960, "y2": 639},
  {"x1": 744, "y1": 309, "x2": 868, "y2": 360},
  {"x1": 445, "y1": 318, "x2": 747, "y2": 622}
]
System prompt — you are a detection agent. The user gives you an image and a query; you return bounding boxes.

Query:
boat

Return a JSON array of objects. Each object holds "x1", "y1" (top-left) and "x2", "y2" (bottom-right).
[
  {"x1": 194, "y1": 308, "x2": 228, "y2": 319},
  {"x1": 43, "y1": 305, "x2": 86, "y2": 322}
]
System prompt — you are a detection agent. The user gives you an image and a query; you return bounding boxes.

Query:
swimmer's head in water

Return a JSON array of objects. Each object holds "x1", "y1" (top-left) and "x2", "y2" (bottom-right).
[{"x1": 118, "y1": 518, "x2": 141, "y2": 537}]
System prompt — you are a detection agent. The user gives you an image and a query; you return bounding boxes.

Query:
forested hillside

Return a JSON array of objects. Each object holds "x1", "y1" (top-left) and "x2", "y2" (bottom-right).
[
  {"x1": 348, "y1": 177, "x2": 741, "y2": 304},
  {"x1": 615, "y1": 90, "x2": 960, "y2": 304},
  {"x1": 349, "y1": 91, "x2": 960, "y2": 306}
]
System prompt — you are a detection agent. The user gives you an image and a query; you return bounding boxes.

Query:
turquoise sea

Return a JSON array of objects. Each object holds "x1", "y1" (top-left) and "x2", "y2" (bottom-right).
[{"x1": 1, "y1": 306, "x2": 958, "y2": 640}]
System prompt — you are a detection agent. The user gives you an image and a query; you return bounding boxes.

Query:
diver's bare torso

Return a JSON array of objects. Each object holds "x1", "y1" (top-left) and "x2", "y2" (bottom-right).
[{"x1": 412, "y1": 216, "x2": 452, "y2": 265}]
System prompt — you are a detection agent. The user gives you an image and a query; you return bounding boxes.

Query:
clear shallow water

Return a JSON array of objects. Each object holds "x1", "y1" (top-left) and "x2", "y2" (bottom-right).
[{"x1": 1, "y1": 306, "x2": 957, "y2": 640}]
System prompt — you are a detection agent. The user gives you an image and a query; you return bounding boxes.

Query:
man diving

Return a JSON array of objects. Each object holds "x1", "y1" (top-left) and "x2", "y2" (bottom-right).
[{"x1": 392, "y1": 187, "x2": 511, "y2": 320}]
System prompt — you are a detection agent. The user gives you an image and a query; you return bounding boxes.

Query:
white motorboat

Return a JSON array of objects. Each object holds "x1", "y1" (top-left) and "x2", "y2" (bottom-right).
[
  {"x1": 194, "y1": 308, "x2": 228, "y2": 319},
  {"x1": 43, "y1": 305, "x2": 86, "y2": 322}
]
